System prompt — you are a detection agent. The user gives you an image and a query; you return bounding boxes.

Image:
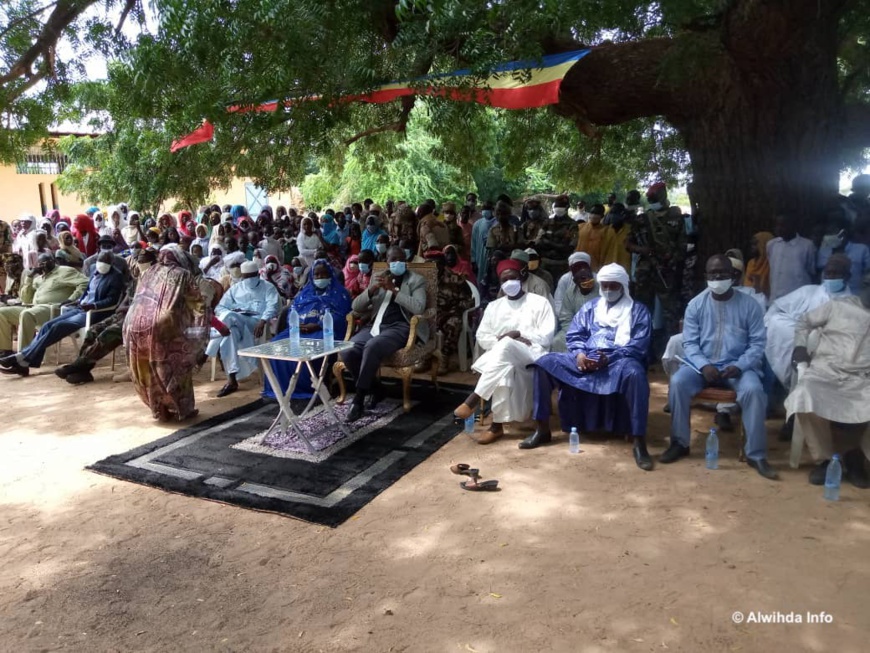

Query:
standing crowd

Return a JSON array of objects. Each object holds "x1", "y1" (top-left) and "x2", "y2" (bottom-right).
[{"x1": 1, "y1": 178, "x2": 868, "y2": 486}]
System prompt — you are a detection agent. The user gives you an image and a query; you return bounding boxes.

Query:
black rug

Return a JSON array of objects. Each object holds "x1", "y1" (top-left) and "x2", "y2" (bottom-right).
[{"x1": 88, "y1": 382, "x2": 468, "y2": 527}]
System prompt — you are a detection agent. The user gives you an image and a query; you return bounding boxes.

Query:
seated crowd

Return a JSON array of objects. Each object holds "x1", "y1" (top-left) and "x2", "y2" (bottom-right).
[{"x1": 1, "y1": 181, "x2": 869, "y2": 487}]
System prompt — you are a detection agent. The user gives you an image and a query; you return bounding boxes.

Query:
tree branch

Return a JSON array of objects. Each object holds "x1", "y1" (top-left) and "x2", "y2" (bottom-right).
[
  {"x1": 115, "y1": 0, "x2": 137, "y2": 36},
  {"x1": 344, "y1": 95, "x2": 415, "y2": 145},
  {"x1": 0, "y1": 0, "x2": 98, "y2": 92},
  {"x1": 0, "y1": 1, "x2": 60, "y2": 41}
]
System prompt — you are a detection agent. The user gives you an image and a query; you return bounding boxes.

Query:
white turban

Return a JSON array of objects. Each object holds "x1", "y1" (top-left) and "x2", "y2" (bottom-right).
[
  {"x1": 596, "y1": 263, "x2": 630, "y2": 290},
  {"x1": 568, "y1": 252, "x2": 591, "y2": 267},
  {"x1": 240, "y1": 260, "x2": 259, "y2": 274},
  {"x1": 595, "y1": 263, "x2": 634, "y2": 346}
]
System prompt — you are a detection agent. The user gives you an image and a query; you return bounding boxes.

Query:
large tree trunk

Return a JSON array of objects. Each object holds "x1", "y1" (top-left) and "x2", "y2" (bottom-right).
[{"x1": 555, "y1": 0, "x2": 852, "y2": 263}]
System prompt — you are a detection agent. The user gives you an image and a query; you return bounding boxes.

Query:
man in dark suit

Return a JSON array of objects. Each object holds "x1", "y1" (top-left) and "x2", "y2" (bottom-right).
[
  {"x1": 1, "y1": 252, "x2": 125, "y2": 377},
  {"x1": 342, "y1": 246, "x2": 429, "y2": 421}
]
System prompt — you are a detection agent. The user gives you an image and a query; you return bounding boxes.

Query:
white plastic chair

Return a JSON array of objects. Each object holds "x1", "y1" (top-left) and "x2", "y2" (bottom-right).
[
  {"x1": 15, "y1": 303, "x2": 59, "y2": 352},
  {"x1": 56, "y1": 300, "x2": 122, "y2": 366},
  {"x1": 457, "y1": 280, "x2": 481, "y2": 372},
  {"x1": 209, "y1": 319, "x2": 274, "y2": 382}
]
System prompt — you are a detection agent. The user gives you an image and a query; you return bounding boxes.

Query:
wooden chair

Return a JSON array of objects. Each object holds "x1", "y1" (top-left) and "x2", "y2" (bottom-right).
[
  {"x1": 333, "y1": 262, "x2": 442, "y2": 413},
  {"x1": 693, "y1": 387, "x2": 746, "y2": 462}
]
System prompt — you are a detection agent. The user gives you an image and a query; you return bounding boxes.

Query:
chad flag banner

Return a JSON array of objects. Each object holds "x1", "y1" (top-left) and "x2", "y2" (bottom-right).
[{"x1": 172, "y1": 49, "x2": 590, "y2": 150}]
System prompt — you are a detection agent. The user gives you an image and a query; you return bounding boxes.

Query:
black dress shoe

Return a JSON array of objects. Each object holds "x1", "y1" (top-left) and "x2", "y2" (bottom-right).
[
  {"x1": 844, "y1": 449, "x2": 870, "y2": 489},
  {"x1": 216, "y1": 381, "x2": 238, "y2": 397},
  {"x1": 633, "y1": 443, "x2": 654, "y2": 471},
  {"x1": 0, "y1": 355, "x2": 16, "y2": 369},
  {"x1": 365, "y1": 383, "x2": 386, "y2": 410},
  {"x1": 346, "y1": 401, "x2": 365, "y2": 423},
  {"x1": 659, "y1": 443, "x2": 690, "y2": 464},
  {"x1": 747, "y1": 458, "x2": 779, "y2": 480},
  {"x1": 808, "y1": 460, "x2": 829, "y2": 485},
  {"x1": 518, "y1": 431, "x2": 552, "y2": 449},
  {"x1": 66, "y1": 371, "x2": 95, "y2": 385},
  {"x1": 55, "y1": 364, "x2": 75, "y2": 379},
  {"x1": 0, "y1": 359, "x2": 29, "y2": 376}
]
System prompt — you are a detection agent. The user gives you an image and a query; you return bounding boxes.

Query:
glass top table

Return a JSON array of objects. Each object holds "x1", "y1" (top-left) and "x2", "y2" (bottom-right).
[
  {"x1": 238, "y1": 338, "x2": 355, "y2": 454},
  {"x1": 239, "y1": 338, "x2": 355, "y2": 362}
]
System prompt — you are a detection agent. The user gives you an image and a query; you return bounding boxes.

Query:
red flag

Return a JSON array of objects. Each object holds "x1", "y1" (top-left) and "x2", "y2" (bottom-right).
[{"x1": 170, "y1": 120, "x2": 214, "y2": 152}]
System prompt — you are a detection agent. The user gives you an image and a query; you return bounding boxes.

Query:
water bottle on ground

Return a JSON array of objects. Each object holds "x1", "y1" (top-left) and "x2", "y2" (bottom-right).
[
  {"x1": 824, "y1": 454, "x2": 842, "y2": 501},
  {"x1": 288, "y1": 307, "x2": 300, "y2": 351},
  {"x1": 464, "y1": 411, "x2": 476, "y2": 434},
  {"x1": 322, "y1": 309, "x2": 334, "y2": 350},
  {"x1": 706, "y1": 427, "x2": 719, "y2": 470},
  {"x1": 569, "y1": 427, "x2": 580, "y2": 454}
]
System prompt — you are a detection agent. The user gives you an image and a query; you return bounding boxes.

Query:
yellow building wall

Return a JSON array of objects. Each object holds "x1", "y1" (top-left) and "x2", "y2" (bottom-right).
[
  {"x1": 0, "y1": 163, "x2": 305, "y2": 220},
  {"x1": 0, "y1": 164, "x2": 90, "y2": 219}
]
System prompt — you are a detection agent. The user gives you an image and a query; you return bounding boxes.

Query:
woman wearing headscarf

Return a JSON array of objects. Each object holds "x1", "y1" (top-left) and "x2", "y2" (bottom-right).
[
  {"x1": 443, "y1": 244, "x2": 477, "y2": 286},
  {"x1": 94, "y1": 212, "x2": 113, "y2": 237},
  {"x1": 744, "y1": 231, "x2": 774, "y2": 299},
  {"x1": 124, "y1": 246, "x2": 209, "y2": 421},
  {"x1": 72, "y1": 214, "x2": 100, "y2": 257},
  {"x1": 122, "y1": 212, "x2": 143, "y2": 247},
  {"x1": 319, "y1": 213, "x2": 342, "y2": 246},
  {"x1": 45, "y1": 209, "x2": 61, "y2": 227},
  {"x1": 56, "y1": 230, "x2": 85, "y2": 269},
  {"x1": 230, "y1": 204, "x2": 248, "y2": 225},
  {"x1": 192, "y1": 223, "x2": 211, "y2": 253},
  {"x1": 157, "y1": 212, "x2": 176, "y2": 232},
  {"x1": 177, "y1": 210, "x2": 195, "y2": 238},
  {"x1": 346, "y1": 222, "x2": 362, "y2": 257},
  {"x1": 260, "y1": 254, "x2": 294, "y2": 300},
  {"x1": 264, "y1": 258, "x2": 351, "y2": 400},
  {"x1": 37, "y1": 219, "x2": 59, "y2": 252},
  {"x1": 296, "y1": 216, "x2": 322, "y2": 267},
  {"x1": 107, "y1": 206, "x2": 126, "y2": 233},
  {"x1": 343, "y1": 254, "x2": 361, "y2": 294}
]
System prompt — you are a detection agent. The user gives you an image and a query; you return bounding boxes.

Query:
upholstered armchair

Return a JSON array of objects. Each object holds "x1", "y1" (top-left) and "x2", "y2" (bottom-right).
[{"x1": 333, "y1": 262, "x2": 442, "y2": 412}]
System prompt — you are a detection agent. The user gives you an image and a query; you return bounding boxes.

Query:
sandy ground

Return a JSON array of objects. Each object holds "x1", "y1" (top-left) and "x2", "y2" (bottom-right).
[{"x1": 1, "y1": 343, "x2": 868, "y2": 653}]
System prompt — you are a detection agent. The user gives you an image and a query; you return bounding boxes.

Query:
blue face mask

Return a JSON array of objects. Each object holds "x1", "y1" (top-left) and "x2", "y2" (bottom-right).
[
  {"x1": 822, "y1": 278, "x2": 846, "y2": 294},
  {"x1": 366, "y1": 225, "x2": 377, "y2": 234},
  {"x1": 313, "y1": 278, "x2": 330, "y2": 289},
  {"x1": 358, "y1": 262, "x2": 371, "y2": 274},
  {"x1": 389, "y1": 261, "x2": 407, "y2": 277},
  {"x1": 481, "y1": 210, "x2": 493, "y2": 220}
]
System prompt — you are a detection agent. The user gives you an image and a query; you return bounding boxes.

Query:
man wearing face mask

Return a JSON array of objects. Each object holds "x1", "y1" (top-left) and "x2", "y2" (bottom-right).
[
  {"x1": 525, "y1": 247, "x2": 553, "y2": 291},
  {"x1": 767, "y1": 213, "x2": 817, "y2": 301},
  {"x1": 1, "y1": 251, "x2": 125, "y2": 376},
  {"x1": 205, "y1": 260, "x2": 281, "y2": 397},
  {"x1": 551, "y1": 258, "x2": 599, "y2": 352},
  {"x1": 497, "y1": 250, "x2": 554, "y2": 311},
  {"x1": 341, "y1": 246, "x2": 429, "y2": 422},
  {"x1": 815, "y1": 215, "x2": 869, "y2": 294},
  {"x1": 665, "y1": 255, "x2": 777, "y2": 479},
  {"x1": 0, "y1": 252, "x2": 88, "y2": 356},
  {"x1": 765, "y1": 253, "x2": 852, "y2": 391},
  {"x1": 536, "y1": 195, "x2": 579, "y2": 282},
  {"x1": 486, "y1": 202, "x2": 523, "y2": 258},
  {"x1": 523, "y1": 264, "x2": 653, "y2": 469},
  {"x1": 84, "y1": 235, "x2": 130, "y2": 282},
  {"x1": 787, "y1": 270, "x2": 870, "y2": 486},
  {"x1": 55, "y1": 248, "x2": 158, "y2": 385},
  {"x1": 374, "y1": 234, "x2": 391, "y2": 262},
  {"x1": 454, "y1": 258, "x2": 555, "y2": 444},
  {"x1": 601, "y1": 203, "x2": 633, "y2": 271},
  {"x1": 470, "y1": 201, "x2": 497, "y2": 284}
]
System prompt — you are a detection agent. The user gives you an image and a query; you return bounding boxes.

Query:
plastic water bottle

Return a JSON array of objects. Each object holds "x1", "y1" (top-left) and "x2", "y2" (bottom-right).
[
  {"x1": 824, "y1": 454, "x2": 842, "y2": 501},
  {"x1": 705, "y1": 428, "x2": 719, "y2": 470},
  {"x1": 322, "y1": 309, "x2": 334, "y2": 351},
  {"x1": 569, "y1": 427, "x2": 580, "y2": 454},
  {"x1": 464, "y1": 411, "x2": 476, "y2": 434},
  {"x1": 288, "y1": 307, "x2": 300, "y2": 351}
]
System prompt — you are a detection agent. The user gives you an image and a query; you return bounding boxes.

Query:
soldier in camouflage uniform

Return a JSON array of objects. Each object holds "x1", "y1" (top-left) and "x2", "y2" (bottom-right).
[
  {"x1": 422, "y1": 248, "x2": 475, "y2": 374},
  {"x1": 535, "y1": 195, "x2": 579, "y2": 282},
  {"x1": 626, "y1": 183, "x2": 686, "y2": 355}
]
